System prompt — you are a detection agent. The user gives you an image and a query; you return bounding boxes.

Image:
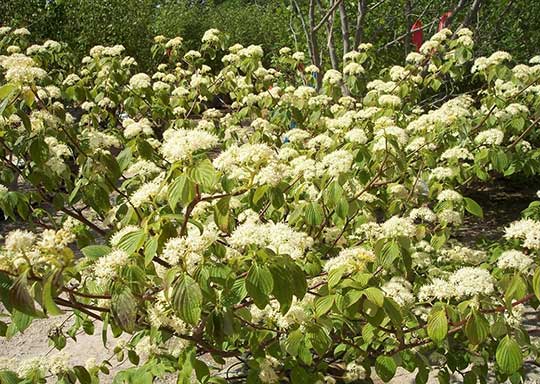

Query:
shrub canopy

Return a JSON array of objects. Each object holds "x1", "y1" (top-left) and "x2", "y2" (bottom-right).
[{"x1": 0, "y1": 25, "x2": 540, "y2": 384}]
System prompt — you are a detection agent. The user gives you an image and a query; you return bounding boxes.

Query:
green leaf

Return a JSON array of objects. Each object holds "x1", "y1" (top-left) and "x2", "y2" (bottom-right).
[
  {"x1": 496, "y1": 336, "x2": 523, "y2": 374},
  {"x1": 285, "y1": 329, "x2": 303, "y2": 356},
  {"x1": 377, "y1": 240, "x2": 401, "y2": 267},
  {"x1": 117, "y1": 229, "x2": 145, "y2": 255},
  {"x1": 43, "y1": 273, "x2": 63, "y2": 316},
  {"x1": 190, "y1": 159, "x2": 217, "y2": 190},
  {"x1": 9, "y1": 274, "x2": 38, "y2": 316},
  {"x1": 73, "y1": 366, "x2": 92, "y2": 384},
  {"x1": 304, "y1": 202, "x2": 324, "y2": 226},
  {"x1": 314, "y1": 295, "x2": 335, "y2": 317},
  {"x1": 111, "y1": 287, "x2": 137, "y2": 333},
  {"x1": 168, "y1": 175, "x2": 196, "y2": 211},
  {"x1": 144, "y1": 236, "x2": 159, "y2": 266},
  {"x1": 253, "y1": 185, "x2": 269, "y2": 205},
  {"x1": 0, "y1": 272, "x2": 13, "y2": 310},
  {"x1": 463, "y1": 371, "x2": 477, "y2": 384},
  {"x1": 363, "y1": 287, "x2": 384, "y2": 307},
  {"x1": 416, "y1": 367, "x2": 429, "y2": 384},
  {"x1": 324, "y1": 181, "x2": 343, "y2": 206},
  {"x1": 504, "y1": 275, "x2": 527, "y2": 304},
  {"x1": 116, "y1": 147, "x2": 133, "y2": 172},
  {"x1": 98, "y1": 151, "x2": 121, "y2": 179},
  {"x1": 214, "y1": 196, "x2": 231, "y2": 232},
  {"x1": 81, "y1": 245, "x2": 111, "y2": 260},
  {"x1": 289, "y1": 262, "x2": 307, "y2": 300},
  {"x1": 427, "y1": 305, "x2": 448, "y2": 343},
  {"x1": 383, "y1": 297, "x2": 403, "y2": 329},
  {"x1": 375, "y1": 355, "x2": 397, "y2": 382},
  {"x1": 246, "y1": 264, "x2": 273, "y2": 309},
  {"x1": 308, "y1": 325, "x2": 331, "y2": 355},
  {"x1": 464, "y1": 313, "x2": 489, "y2": 345},
  {"x1": 532, "y1": 267, "x2": 540, "y2": 300},
  {"x1": 0, "y1": 370, "x2": 20, "y2": 384},
  {"x1": 490, "y1": 150, "x2": 509, "y2": 173},
  {"x1": 335, "y1": 199, "x2": 349, "y2": 219},
  {"x1": 463, "y1": 197, "x2": 483, "y2": 218},
  {"x1": 270, "y1": 265, "x2": 293, "y2": 314},
  {"x1": 10, "y1": 309, "x2": 33, "y2": 334},
  {"x1": 327, "y1": 267, "x2": 345, "y2": 289},
  {"x1": 172, "y1": 274, "x2": 203, "y2": 325},
  {"x1": 0, "y1": 83, "x2": 16, "y2": 100}
]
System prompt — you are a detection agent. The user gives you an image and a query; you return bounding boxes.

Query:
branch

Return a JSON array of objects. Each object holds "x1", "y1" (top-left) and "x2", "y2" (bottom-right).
[
  {"x1": 508, "y1": 115, "x2": 540, "y2": 149},
  {"x1": 313, "y1": 0, "x2": 345, "y2": 32}
]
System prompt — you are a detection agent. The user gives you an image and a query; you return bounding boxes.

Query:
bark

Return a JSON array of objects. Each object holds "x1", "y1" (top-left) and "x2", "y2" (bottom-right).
[
  {"x1": 318, "y1": 0, "x2": 340, "y2": 70},
  {"x1": 338, "y1": 0, "x2": 351, "y2": 54},
  {"x1": 462, "y1": 0, "x2": 484, "y2": 27},
  {"x1": 354, "y1": 0, "x2": 368, "y2": 48},
  {"x1": 290, "y1": 0, "x2": 310, "y2": 52},
  {"x1": 403, "y1": 0, "x2": 413, "y2": 55},
  {"x1": 308, "y1": 0, "x2": 323, "y2": 88}
]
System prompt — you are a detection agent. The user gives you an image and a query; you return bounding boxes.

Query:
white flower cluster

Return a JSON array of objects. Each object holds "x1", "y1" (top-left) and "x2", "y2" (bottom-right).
[
  {"x1": 122, "y1": 117, "x2": 154, "y2": 139},
  {"x1": 0, "y1": 228, "x2": 75, "y2": 272},
  {"x1": 93, "y1": 249, "x2": 130, "y2": 285},
  {"x1": 147, "y1": 291, "x2": 188, "y2": 334},
  {"x1": 406, "y1": 96, "x2": 473, "y2": 134},
  {"x1": 409, "y1": 207, "x2": 437, "y2": 223},
  {"x1": 160, "y1": 129, "x2": 218, "y2": 163},
  {"x1": 0, "y1": 53, "x2": 46, "y2": 84},
  {"x1": 504, "y1": 219, "x2": 540, "y2": 249},
  {"x1": 319, "y1": 150, "x2": 353, "y2": 177},
  {"x1": 129, "y1": 73, "x2": 151, "y2": 89},
  {"x1": 130, "y1": 174, "x2": 167, "y2": 207},
  {"x1": 214, "y1": 143, "x2": 276, "y2": 181},
  {"x1": 86, "y1": 130, "x2": 121, "y2": 150},
  {"x1": 322, "y1": 69, "x2": 342, "y2": 85},
  {"x1": 124, "y1": 159, "x2": 161, "y2": 179},
  {"x1": 323, "y1": 247, "x2": 375, "y2": 273},
  {"x1": 438, "y1": 244, "x2": 487, "y2": 264},
  {"x1": 161, "y1": 226, "x2": 218, "y2": 271},
  {"x1": 437, "y1": 189, "x2": 463, "y2": 202},
  {"x1": 382, "y1": 277, "x2": 414, "y2": 306},
  {"x1": 472, "y1": 51, "x2": 512, "y2": 73},
  {"x1": 381, "y1": 216, "x2": 417, "y2": 238},
  {"x1": 259, "y1": 356, "x2": 280, "y2": 383},
  {"x1": 474, "y1": 128, "x2": 504, "y2": 146},
  {"x1": 497, "y1": 249, "x2": 533, "y2": 271},
  {"x1": 419, "y1": 267, "x2": 494, "y2": 301},
  {"x1": 229, "y1": 217, "x2": 313, "y2": 260},
  {"x1": 45, "y1": 136, "x2": 72, "y2": 175}
]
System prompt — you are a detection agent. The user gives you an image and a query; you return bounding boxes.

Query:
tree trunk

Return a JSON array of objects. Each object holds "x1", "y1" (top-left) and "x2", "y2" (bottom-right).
[
  {"x1": 403, "y1": 0, "x2": 413, "y2": 55},
  {"x1": 354, "y1": 0, "x2": 368, "y2": 48},
  {"x1": 291, "y1": 0, "x2": 311, "y2": 53},
  {"x1": 462, "y1": 0, "x2": 484, "y2": 27},
  {"x1": 308, "y1": 0, "x2": 322, "y2": 88},
  {"x1": 338, "y1": 0, "x2": 351, "y2": 54}
]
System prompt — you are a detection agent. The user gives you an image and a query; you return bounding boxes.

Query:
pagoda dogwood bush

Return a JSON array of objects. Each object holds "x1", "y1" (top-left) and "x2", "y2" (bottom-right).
[{"x1": 1, "y1": 25, "x2": 540, "y2": 383}]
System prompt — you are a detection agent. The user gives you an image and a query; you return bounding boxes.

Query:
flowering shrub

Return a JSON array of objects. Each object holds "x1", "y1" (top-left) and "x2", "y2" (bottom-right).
[{"x1": 1, "y1": 25, "x2": 540, "y2": 383}]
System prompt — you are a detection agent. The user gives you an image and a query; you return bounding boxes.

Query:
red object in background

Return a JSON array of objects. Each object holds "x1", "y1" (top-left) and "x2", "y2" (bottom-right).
[
  {"x1": 411, "y1": 20, "x2": 423, "y2": 52},
  {"x1": 438, "y1": 11, "x2": 453, "y2": 31}
]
